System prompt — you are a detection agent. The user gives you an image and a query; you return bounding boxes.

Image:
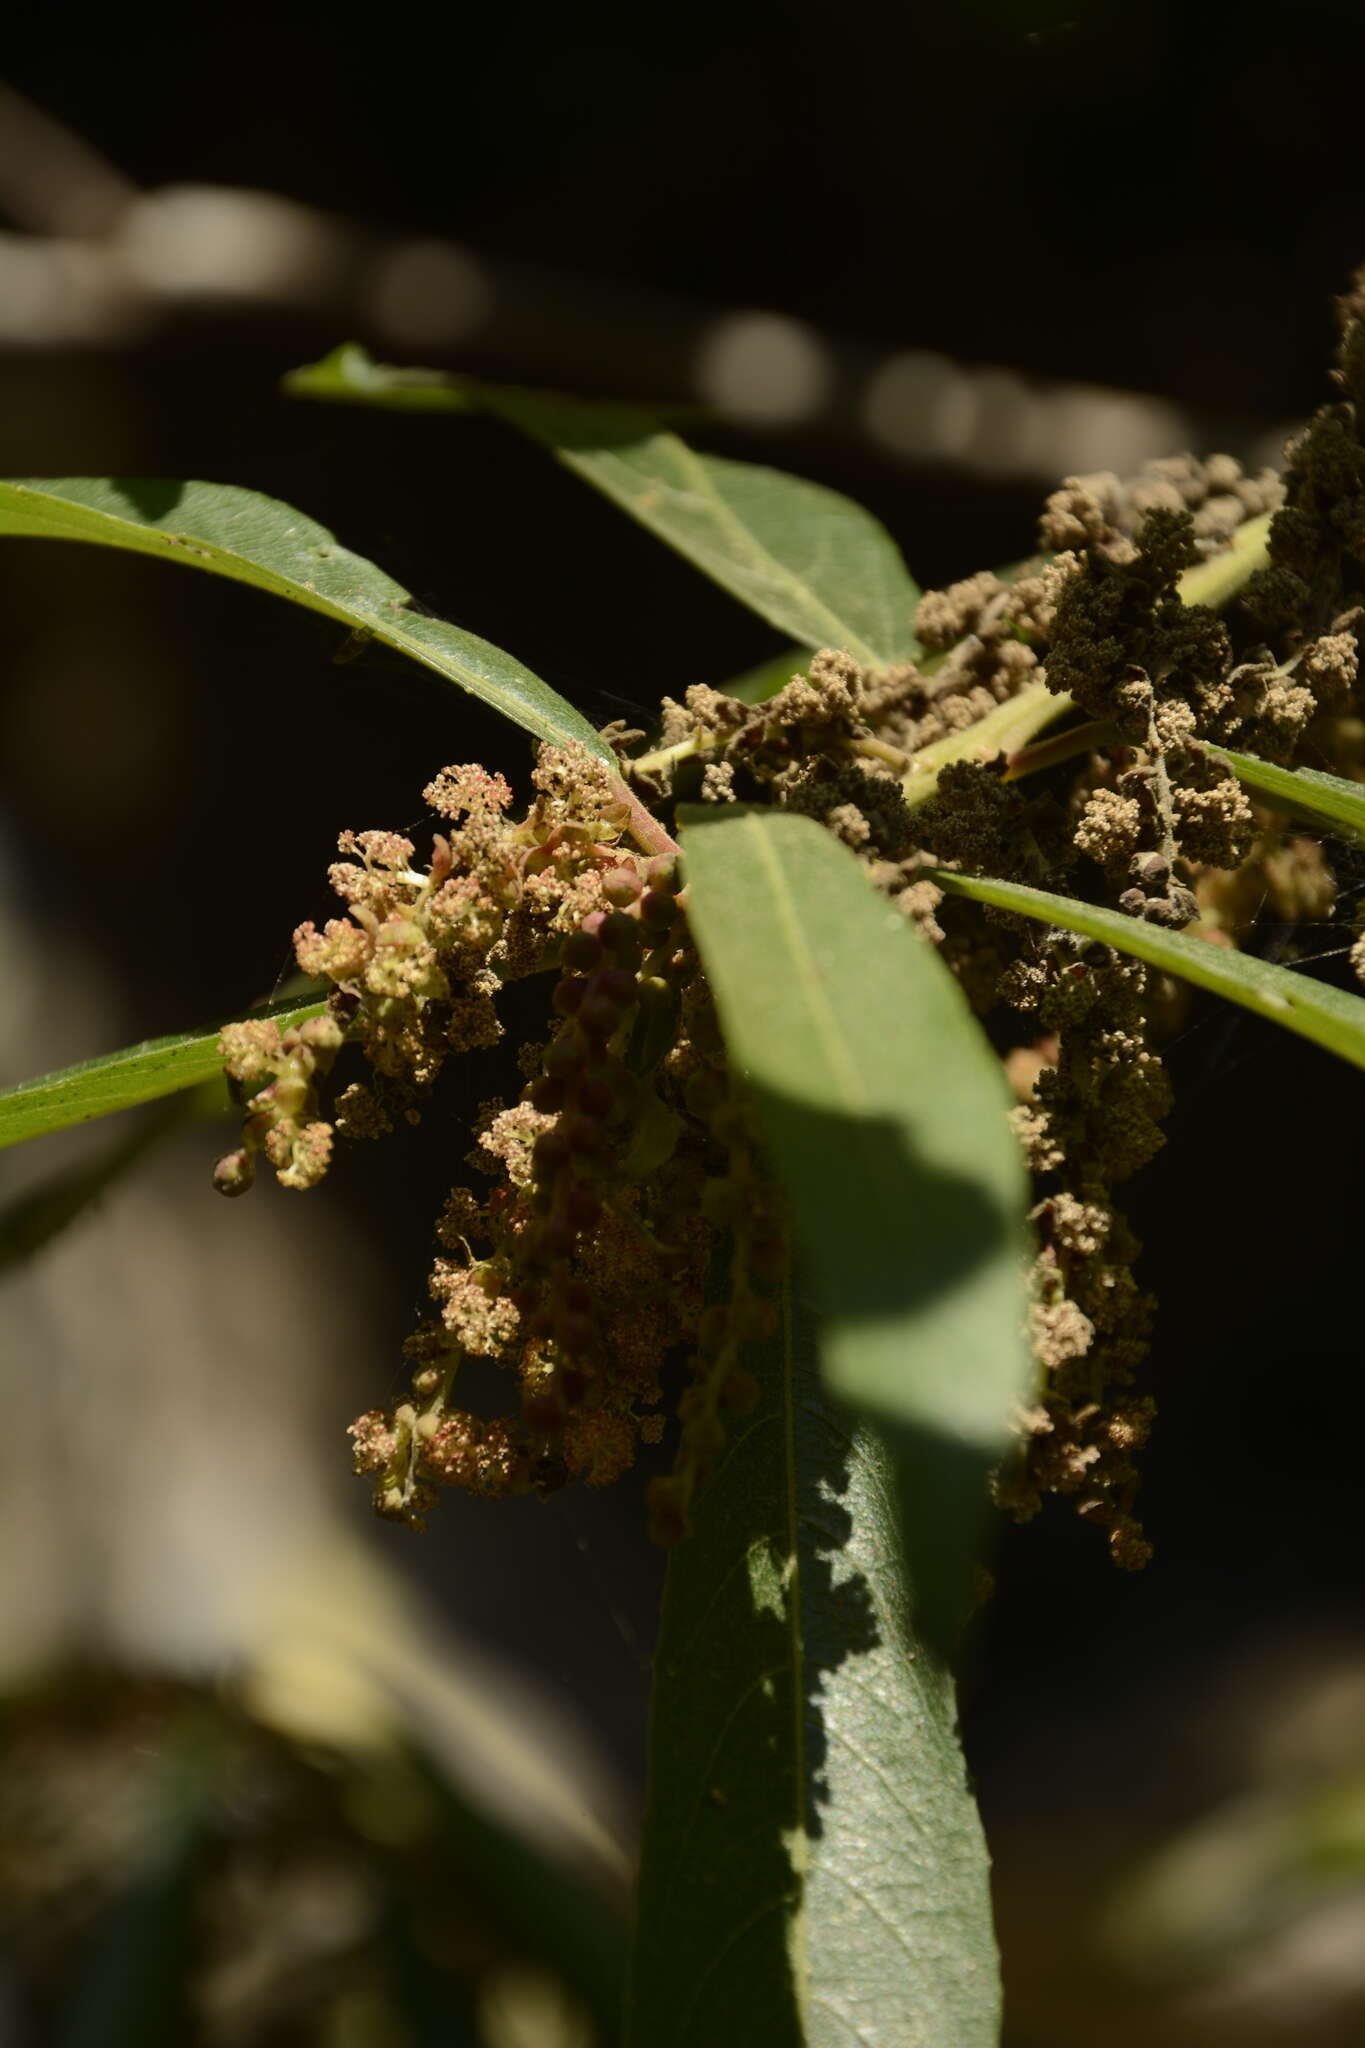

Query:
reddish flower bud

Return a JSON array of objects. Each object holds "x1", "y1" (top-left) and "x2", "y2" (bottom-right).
[
  {"x1": 530, "y1": 1075, "x2": 567, "y2": 1113},
  {"x1": 602, "y1": 865, "x2": 643, "y2": 906},
  {"x1": 213, "y1": 1148, "x2": 256, "y2": 1197},
  {"x1": 647, "y1": 855, "x2": 683, "y2": 895},
  {"x1": 552, "y1": 975, "x2": 586, "y2": 1015}
]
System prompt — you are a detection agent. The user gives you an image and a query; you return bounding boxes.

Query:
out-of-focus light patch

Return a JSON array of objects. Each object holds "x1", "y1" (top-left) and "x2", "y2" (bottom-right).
[
  {"x1": 960, "y1": 366, "x2": 1051, "y2": 477},
  {"x1": 115, "y1": 186, "x2": 352, "y2": 305},
  {"x1": 695, "y1": 311, "x2": 832, "y2": 425},
  {"x1": 363, "y1": 238, "x2": 494, "y2": 350},
  {"x1": 1251, "y1": 420, "x2": 1299, "y2": 474},
  {"x1": 0, "y1": 81, "x2": 139, "y2": 237},
  {"x1": 1043, "y1": 382, "x2": 1189, "y2": 479},
  {"x1": 863, "y1": 350, "x2": 979, "y2": 461},
  {"x1": 0, "y1": 234, "x2": 145, "y2": 343}
]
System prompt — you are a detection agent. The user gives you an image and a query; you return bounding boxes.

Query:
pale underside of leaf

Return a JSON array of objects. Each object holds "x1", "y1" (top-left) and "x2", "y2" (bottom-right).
[
  {"x1": 0, "y1": 477, "x2": 608, "y2": 758},
  {"x1": 628, "y1": 1282, "x2": 998, "y2": 2048},
  {"x1": 0, "y1": 996, "x2": 326, "y2": 1151},
  {"x1": 285, "y1": 348, "x2": 922, "y2": 668},
  {"x1": 928, "y1": 867, "x2": 1365, "y2": 1071}
]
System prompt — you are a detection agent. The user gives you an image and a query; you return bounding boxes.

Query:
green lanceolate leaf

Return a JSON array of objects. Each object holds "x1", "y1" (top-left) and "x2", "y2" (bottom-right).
[
  {"x1": 928, "y1": 868, "x2": 1365, "y2": 1070},
  {"x1": 679, "y1": 806, "x2": 1032, "y2": 1642},
  {"x1": 628, "y1": 1281, "x2": 998, "y2": 2048},
  {"x1": 0, "y1": 995, "x2": 325, "y2": 1151},
  {"x1": 287, "y1": 347, "x2": 922, "y2": 667},
  {"x1": 1213, "y1": 746, "x2": 1365, "y2": 849},
  {"x1": 0, "y1": 477, "x2": 608, "y2": 758}
]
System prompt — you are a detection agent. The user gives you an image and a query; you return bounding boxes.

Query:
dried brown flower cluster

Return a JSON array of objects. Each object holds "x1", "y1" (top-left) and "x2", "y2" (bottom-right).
[
  {"x1": 218, "y1": 745, "x2": 781, "y2": 1539},
  {"x1": 217, "y1": 273, "x2": 1365, "y2": 1573}
]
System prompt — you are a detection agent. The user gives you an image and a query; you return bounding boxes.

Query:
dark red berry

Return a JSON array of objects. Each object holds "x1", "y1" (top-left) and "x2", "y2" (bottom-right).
[
  {"x1": 590, "y1": 965, "x2": 637, "y2": 1006},
  {"x1": 600, "y1": 910, "x2": 642, "y2": 958},
  {"x1": 563, "y1": 929, "x2": 602, "y2": 971},
  {"x1": 563, "y1": 1183, "x2": 602, "y2": 1230},
  {"x1": 641, "y1": 888, "x2": 677, "y2": 931},
  {"x1": 541, "y1": 1214, "x2": 576, "y2": 1258},
  {"x1": 530, "y1": 1075, "x2": 567, "y2": 1113},
  {"x1": 575, "y1": 1074, "x2": 613, "y2": 1118},
  {"x1": 563, "y1": 1113, "x2": 603, "y2": 1155},
  {"x1": 579, "y1": 994, "x2": 621, "y2": 1040},
  {"x1": 533, "y1": 1128, "x2": 572, "y2": 1177},
  {"x1": 557, "y1": 1309, "x2": 595, "y2": 1353},
  {"x1": 552, "y1": 975, "x2": 586, "y2": 1015},
  {"x1": 720, "y1": 1368, "x2": 761, "y2": 1417},
  {"x1": 523, "y1": 1386, "x2": 568, "y2": 1432},
  {"x1": 544, "y1": 1029, "x2": 587, "y2": 1080}
]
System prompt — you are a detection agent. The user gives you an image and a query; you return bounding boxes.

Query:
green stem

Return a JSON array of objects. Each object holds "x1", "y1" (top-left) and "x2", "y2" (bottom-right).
[{"x1": 626, "y1": 512, "x2": 1274, "y2": 801}]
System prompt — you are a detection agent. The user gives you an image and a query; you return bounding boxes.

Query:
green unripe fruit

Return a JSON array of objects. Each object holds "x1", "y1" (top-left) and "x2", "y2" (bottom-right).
[{"x1": 646, "y1": 855, "x2": 682, "y2": 895}]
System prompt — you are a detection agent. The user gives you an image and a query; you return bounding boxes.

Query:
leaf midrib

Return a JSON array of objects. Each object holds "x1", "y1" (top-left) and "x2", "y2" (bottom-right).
[
  {"x1": 665, "y1": 439, "x2": 883, "y2": 667},
  {"x1": 747, "y1": 814, "x2": 868, "y2": 1111}
]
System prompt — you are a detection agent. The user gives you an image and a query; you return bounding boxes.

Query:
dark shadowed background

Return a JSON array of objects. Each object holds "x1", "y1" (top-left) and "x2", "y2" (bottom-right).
[{"x1": 2, "y1": 4, "x2": 1365, "y2": 2042}]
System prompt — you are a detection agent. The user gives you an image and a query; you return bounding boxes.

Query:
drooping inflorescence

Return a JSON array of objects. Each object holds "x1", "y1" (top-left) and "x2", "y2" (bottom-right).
[{"x1": 217, "y1": 275, "x2": 1365, "y2": 1569}]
